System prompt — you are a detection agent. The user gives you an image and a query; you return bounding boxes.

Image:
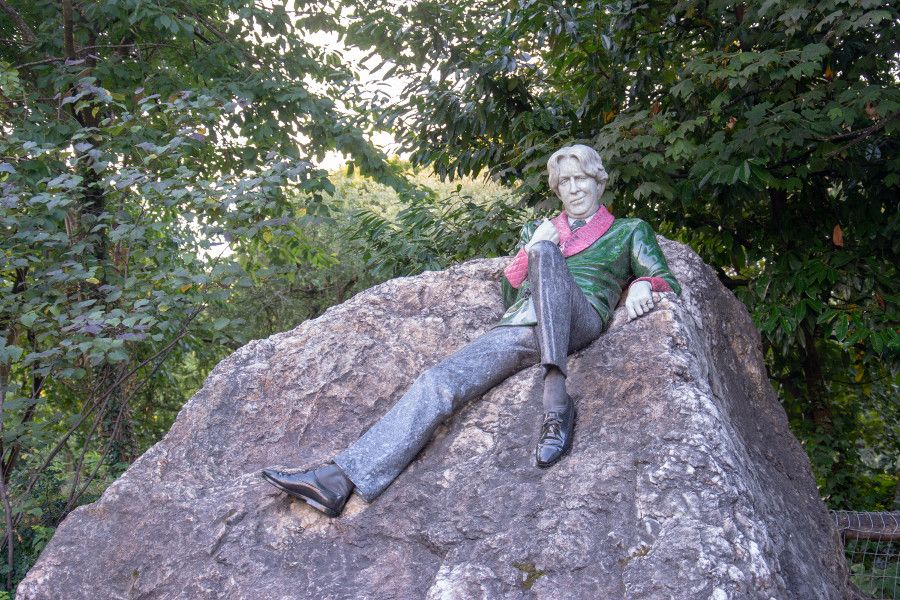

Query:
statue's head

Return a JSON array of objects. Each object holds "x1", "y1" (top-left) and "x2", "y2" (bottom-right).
[{"x1": 547, "y1": 144, "x2": 609, "y2": 219}]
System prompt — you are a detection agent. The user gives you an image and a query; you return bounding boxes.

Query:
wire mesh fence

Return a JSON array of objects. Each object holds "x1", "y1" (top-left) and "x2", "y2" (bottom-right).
[{"x1": 832, "y1": 511, "x2": 900, "y2": 599}]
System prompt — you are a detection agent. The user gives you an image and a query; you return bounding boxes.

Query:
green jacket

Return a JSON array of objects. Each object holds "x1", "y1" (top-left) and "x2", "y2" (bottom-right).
[{"x1": 497, "y1": 207, "x2": 681, "y2": 328}]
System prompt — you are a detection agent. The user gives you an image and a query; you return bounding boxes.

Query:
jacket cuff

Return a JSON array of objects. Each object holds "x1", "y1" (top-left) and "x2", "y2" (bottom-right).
[
  {"x1": 631, "y1": 276, "x2": 672, "y2": 293},
  {"x1": 503, "y1": 249, "x2": 529, "y2": 288}
]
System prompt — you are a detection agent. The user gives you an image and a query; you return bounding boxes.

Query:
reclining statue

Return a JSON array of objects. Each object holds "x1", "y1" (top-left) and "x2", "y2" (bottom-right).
[{"x1": 261, "y1": 144, "x2": 681, "y2": 517}]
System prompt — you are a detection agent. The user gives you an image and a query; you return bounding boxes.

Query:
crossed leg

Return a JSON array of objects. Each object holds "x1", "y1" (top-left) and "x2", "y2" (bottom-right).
[
  {"x1": 334, "y1": 240, "x2": 603, "y2": 501},
  {"x1": 263, "y1": 242, "x2": 605, "y2": 511},
  {"x1": 334, "y1": 325, "x2": 541, "y2": 501}
]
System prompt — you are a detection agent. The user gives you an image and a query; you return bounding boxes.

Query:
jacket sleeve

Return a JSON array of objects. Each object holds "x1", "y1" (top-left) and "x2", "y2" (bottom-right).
[
  {"x1": 501, "y1": 220, "x2": 539, "y2": 308},
  {"x1": 628, "y1": 221, "x2": 682, "y2": 295}
]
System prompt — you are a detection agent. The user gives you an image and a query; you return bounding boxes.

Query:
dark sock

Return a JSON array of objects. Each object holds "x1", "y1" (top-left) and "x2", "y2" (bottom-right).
[{"x1": 542, "y1": 367, "x2": 569, "y2": 412}]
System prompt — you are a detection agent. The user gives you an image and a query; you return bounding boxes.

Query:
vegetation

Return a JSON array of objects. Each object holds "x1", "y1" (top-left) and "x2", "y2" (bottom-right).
[
  {"x1": 0, "y1": 0, "x2": 896, "y2": 594},
  {"x1": 0, "y1": 0, "x2": 404, "y2": 590}
]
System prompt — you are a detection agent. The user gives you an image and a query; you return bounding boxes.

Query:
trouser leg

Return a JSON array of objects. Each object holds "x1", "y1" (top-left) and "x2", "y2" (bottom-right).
[
  {"x1": 334, "y1": 325, "x2": 540, "y2": 502},
  {"x1": 334, "y1": 241, "x2": 604, "y2": 501},
  {"x1": 528, "y1": 240, "x2": 604, "y2": 378}
]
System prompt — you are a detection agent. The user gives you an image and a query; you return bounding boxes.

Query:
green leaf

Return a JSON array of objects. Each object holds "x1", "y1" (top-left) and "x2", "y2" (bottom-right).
[
  {"x1": 107, "y1": 349, "x2": 129, "y2": 362},
  {"x1": 0, "y1": 345, "x2": 24, "y2": 363}
]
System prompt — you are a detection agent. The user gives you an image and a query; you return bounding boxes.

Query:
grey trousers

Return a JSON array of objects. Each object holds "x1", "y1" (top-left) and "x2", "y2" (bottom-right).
[{"x1": 334, "y1": 241, "x2": 603, "y2": 501}]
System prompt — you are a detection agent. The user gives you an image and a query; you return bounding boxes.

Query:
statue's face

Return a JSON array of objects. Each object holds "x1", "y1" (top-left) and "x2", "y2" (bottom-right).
[{"x1": 555, "y1": 157, "x2": 604, "y2": 219}]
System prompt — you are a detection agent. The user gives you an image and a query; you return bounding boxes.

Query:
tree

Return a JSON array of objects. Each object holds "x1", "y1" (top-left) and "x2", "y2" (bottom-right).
[
  {"x1": 344, "y1": 0, "x2": 899, "y2": 509},
  {"x1": 0, "y1": 0, "x2": 396, "y2": 589}
]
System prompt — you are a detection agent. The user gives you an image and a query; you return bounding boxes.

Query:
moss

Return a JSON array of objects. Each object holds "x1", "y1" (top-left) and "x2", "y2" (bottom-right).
[
  {"x1": 618, "y1": 544, "x2": 651, "y2": 568},
  {"x1": 511, "y1": 561, "x2": 547, "y2": 590}
]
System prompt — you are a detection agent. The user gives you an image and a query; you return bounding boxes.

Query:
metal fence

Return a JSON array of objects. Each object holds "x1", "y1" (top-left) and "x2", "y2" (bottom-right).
[{"x1": 832, "y1": 511, "x2": 900, "y2": 599}]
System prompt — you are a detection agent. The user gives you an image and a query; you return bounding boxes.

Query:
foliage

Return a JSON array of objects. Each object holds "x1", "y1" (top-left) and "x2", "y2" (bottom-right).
[
  {"x1": 344, "y1": 0, "x2": 899, "y2": 509},
  {"x1": 214, "y1": 169, "x2": 529, "y2": 342},
  {"x1": 207, "y1": 171, "x2": 399, "y2": 344},
  {"x1": 848, "y1": 540, "x2": 900, "y2": 597},
  {"x1": 0, "y1": 0, "x2": 401, "y2": 592},
  {"x1": 351, "y1": 171, "x2": 532, "y2": 279}
]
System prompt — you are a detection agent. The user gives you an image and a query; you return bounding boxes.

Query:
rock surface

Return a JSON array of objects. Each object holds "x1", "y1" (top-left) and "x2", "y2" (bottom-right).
[{"x1": 18, "y1": 237, "x2": 854, "y2": 599}]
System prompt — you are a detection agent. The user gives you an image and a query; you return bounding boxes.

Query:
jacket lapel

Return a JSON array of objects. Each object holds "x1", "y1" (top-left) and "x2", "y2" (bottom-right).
[{"x1": 552, "y1": 206, "x2": 615, "y2": 257}]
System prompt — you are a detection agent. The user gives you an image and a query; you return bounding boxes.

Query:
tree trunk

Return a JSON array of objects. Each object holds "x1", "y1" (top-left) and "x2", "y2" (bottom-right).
[{"x1": 801, "y1": 325, "x2": 832, "y2": 430}]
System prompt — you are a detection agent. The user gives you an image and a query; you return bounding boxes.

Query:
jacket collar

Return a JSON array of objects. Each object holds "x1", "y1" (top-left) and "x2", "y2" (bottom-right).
[{"x1": 551, "y1": 205, "x2": 615, "y2": 257}]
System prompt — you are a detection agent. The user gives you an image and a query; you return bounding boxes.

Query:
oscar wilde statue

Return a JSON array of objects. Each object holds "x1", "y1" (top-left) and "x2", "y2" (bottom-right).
[{"x1": 262, "y1": 144, "x2": 681, "y2": 517}]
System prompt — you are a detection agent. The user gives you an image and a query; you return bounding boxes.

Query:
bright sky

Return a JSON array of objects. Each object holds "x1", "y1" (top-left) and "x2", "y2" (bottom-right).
[{"x1": 308, "y1": 30, "x2": 408, "y2": 171}]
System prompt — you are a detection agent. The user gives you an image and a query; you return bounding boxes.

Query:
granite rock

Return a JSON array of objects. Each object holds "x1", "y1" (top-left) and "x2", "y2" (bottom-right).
[{"x1": 18, "y1": 237, "x2": 855, "y2": 599}]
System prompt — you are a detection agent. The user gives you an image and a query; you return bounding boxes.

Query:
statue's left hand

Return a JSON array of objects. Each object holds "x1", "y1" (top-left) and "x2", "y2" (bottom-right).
[{"x1": 625, "y1": 280, "x2": 654, "y2": 320}]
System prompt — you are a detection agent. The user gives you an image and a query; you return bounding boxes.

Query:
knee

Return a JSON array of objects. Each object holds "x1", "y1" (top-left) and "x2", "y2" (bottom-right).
[
  {"x1": 527, "y1": 239, "x2": 560, "y2": 260},
  {"x1": 414, "y1": 367, "x2": 455, "y2": 415}
]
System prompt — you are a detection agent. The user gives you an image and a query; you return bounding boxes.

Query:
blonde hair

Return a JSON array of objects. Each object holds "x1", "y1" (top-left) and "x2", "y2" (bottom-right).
[{"x1": 547, "y1": 144, "x2": 609, "y2": 194}]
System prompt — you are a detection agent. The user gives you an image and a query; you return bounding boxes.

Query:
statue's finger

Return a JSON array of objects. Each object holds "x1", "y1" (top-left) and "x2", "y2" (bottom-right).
[{"x1": 626, "y1": 303, "x2": 636, "y2": 320}]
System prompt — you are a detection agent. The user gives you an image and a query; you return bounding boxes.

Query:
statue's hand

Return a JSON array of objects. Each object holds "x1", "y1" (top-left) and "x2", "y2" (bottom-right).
[
  {"x1": 525, "y1": 219, "x2": 560, "y2": 250},
  {"x1": 625, "y1": 280, "x2": 654, "y2": 320}
]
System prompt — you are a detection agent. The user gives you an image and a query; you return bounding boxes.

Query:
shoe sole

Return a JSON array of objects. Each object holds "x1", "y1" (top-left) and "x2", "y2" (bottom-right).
[
  {"x1": 536, "y1": 406, "x2": 577, "y2": 469},
  {"x1": 260, "y1": 471, "x2": 342, "y2": 518}
]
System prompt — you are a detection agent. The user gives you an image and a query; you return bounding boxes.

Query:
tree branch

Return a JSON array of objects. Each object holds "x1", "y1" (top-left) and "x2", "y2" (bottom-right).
[
  {"x1": 39, "y1": 311, "x2": 198, "y2": 466},
  {"x1": 0, "y1": 462, "x2": 13, "y2": 590},
  {"x1": 0, "y1": 0, "x2": 37, "y2": 47},
  {"x1": 61, "y1": 0, "x2": 76, "y2": 58},
  {"x1": 191, "y1": 12, "x2": 257, "y2": 66},
  {"x1": 0, "y1": 269, "x2": 25, "y2": 590},
  {"x1": 1, "y1": 306, "x2": 205, "y2": 554},
  {"x1": 824, "y1": 111, "x2": 899, "y2": 159}
]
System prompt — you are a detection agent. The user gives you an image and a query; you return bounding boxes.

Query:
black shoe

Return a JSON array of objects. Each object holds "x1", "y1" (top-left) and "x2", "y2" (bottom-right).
[
  {"x1": 535, "y1": 396, "x2": 576, "y2": 468},
  {"x1": 261, "y1": 463, "x2": 354, "y2": 517}
]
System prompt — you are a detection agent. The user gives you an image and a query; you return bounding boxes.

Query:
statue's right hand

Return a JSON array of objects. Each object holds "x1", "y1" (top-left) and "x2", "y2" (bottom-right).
[{"x1": 525, "y1": 219, "x2": 560, "y2": 250}]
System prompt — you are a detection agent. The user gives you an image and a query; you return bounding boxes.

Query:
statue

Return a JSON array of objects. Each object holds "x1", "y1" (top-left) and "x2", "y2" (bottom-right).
[{"x1": 261, "y1": 144, "x2": 681, "y2": 517}]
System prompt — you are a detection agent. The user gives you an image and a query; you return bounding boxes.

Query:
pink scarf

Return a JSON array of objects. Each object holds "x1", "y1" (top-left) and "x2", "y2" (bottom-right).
[{"x1": 503, "y1": 206, "x2": 615, "y2": 288}]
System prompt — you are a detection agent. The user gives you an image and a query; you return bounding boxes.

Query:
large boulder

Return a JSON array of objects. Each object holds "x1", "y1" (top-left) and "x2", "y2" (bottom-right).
[{"x1": 18, "y1": 237, "x2": 854, "y2": 599}]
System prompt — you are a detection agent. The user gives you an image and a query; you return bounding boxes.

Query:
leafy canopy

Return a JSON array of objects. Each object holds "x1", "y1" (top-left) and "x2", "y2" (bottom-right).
[{"x1": 0, "y1": 0, "x2": 403, "y2": 588}]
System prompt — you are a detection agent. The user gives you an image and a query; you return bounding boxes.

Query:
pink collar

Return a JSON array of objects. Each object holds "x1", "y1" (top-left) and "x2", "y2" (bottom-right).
[{"x1": 551, "y1": 205, "x2": 615, "y2": 257}]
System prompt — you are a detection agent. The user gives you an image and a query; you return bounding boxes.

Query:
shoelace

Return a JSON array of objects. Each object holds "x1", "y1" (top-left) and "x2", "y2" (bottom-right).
[{"x1": 541, "y1": 414, "x2": 565, "y2": 440}]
